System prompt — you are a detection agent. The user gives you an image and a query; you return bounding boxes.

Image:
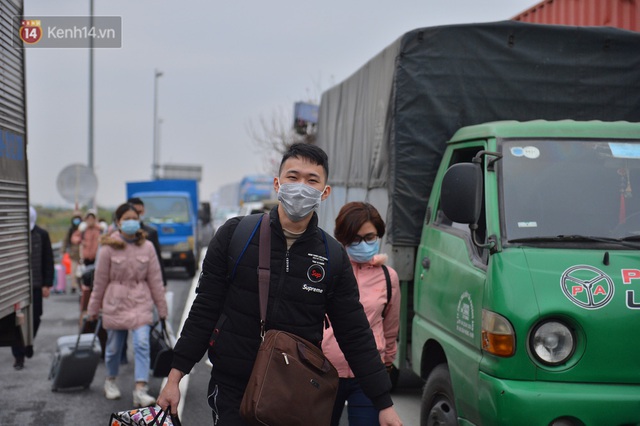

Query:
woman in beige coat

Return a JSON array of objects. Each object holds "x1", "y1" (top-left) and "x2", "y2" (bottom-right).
[{"x1": 88, "y1": 202, "x2": 168, "y2": 406}]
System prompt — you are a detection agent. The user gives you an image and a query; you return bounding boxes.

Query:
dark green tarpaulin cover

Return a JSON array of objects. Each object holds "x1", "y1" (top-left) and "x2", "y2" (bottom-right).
[{"x1": 317, "y1": 21, "x2": 640, "y2": 247}]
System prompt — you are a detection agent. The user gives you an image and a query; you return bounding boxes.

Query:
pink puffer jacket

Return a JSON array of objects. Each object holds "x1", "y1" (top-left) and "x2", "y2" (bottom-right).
[
  {"x1": 322, "y1": 254, "x2": 401, "y2": 378},
  {"x1": 87, "y1": 231, "x2": 168, "y2": 330}
]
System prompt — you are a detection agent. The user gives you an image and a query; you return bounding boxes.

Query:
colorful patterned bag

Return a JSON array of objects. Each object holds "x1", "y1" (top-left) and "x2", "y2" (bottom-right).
[{"x1": 109, "y1": 405, "x2": 181, "y2": 426}]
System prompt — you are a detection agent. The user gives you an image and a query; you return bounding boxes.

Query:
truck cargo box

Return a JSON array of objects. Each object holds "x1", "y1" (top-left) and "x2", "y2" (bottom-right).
[{"x1": 317, "y1": 21, "x2": 640, "y2": 259}]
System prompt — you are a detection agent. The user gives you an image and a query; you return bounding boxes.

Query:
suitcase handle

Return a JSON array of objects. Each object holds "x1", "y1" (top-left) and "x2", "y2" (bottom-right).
[{"x1": 77, "y1": 316, "x2": 102, "y2": 353}]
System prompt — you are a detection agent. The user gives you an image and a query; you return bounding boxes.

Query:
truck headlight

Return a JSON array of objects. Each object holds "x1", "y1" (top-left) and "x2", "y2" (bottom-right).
[{"x1": 530, "y1": 320, "x2": 575, "y2": 365}]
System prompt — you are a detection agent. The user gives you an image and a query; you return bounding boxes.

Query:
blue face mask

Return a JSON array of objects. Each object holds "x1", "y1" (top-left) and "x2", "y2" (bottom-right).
[
  {"x1": 120, "y1": 219, "x2": 140, "y2": 235},
  {"x1": 346, "y1": 239, "x2": 380, "y2": 263},
  {"x1": 72, "y1": 218, "x2": 81, "y2": 226}
]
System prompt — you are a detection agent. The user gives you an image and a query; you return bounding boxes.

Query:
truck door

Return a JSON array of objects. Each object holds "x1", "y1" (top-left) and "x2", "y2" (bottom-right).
[{"x1": 414, "y1": 144, "x2": 489, "y2": 419}]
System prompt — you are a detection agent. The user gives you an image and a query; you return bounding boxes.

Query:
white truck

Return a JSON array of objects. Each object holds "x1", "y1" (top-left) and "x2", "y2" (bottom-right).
[{"x1": 0, "y1": 0, "x2": 34, "y2": 351}]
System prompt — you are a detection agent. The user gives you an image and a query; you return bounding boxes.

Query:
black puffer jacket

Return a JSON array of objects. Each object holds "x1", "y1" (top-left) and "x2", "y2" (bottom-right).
[
  {"x1": 172, "y1": 207, "x2": 392, "y2": 409},
  {"x1": 31, "y1": 225, "x2": 54, "y2": 290}
]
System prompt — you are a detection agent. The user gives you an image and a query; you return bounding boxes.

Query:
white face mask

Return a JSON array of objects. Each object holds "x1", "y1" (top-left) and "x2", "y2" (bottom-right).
[{"x1": 277, "y1": 181, "x2": 325, "y2": 222}]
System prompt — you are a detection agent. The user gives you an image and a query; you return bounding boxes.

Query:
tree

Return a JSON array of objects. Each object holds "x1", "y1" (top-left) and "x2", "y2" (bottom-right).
[{"x1": 246, "y1": 105, "x2": 317, "y2": 176}]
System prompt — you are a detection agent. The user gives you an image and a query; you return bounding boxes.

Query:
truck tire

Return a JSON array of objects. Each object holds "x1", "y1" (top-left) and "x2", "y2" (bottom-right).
[{"x1": 421, "y1": 364, "x2": 458, "y2": 426}]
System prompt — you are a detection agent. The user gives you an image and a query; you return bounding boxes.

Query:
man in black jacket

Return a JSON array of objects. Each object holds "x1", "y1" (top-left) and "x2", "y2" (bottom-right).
[
  {"x1": 13, "y1": 206, "x2": 54, "y2": 370},
  {"x1": 158, "y1": 144, "x2": 402, "y2": 425},
  {"x1": 128, "y1": 197, "x2": 166, "y2": 286}
]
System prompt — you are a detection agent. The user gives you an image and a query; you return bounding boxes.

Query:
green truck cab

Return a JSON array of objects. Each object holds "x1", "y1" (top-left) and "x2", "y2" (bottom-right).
[
  {"x1": 315, "y1": 21, "x2": 640, "y2": 426},
  {"x1": 415, "y1": 120, "x2": 640, "y2": 426}
]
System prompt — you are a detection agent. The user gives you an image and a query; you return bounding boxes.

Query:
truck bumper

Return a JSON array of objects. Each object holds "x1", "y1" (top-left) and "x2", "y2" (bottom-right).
[
  {"x1": 477, "y1": 372, "x2": 640, "y2": 426},
  {"x1": 161, "y1": 250, "x2": 195, "y2": 268}
]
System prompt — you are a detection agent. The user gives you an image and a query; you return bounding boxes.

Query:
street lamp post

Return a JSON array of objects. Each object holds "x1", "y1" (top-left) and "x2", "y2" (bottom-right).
[
  {"x1": 152, "y1": 69, "x2": 163, "y2": 180},
  {"x1": 88, "y1": 0, "x2": 95, "y2": 207}
]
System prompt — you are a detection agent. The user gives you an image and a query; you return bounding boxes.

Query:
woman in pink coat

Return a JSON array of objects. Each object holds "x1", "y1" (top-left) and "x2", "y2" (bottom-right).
[
  {"x1": 322, "y1": 202, "x2": 401, "y2": 426},
  {"x1": 88, "y1": 203, "x2": 168, "y2": 406}
]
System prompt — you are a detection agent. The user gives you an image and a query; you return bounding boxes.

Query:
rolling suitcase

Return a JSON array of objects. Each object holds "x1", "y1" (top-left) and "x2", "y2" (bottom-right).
[
  {"x1": 49, "y1": 318, "x2": 102, "y2": 391},
  {"x1": 54, "y1": 264, "x2": 66, "y2": 294}
]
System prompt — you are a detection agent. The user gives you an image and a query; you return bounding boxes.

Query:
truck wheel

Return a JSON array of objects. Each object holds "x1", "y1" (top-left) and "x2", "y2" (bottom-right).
[{"x1": 421, "y1": 364, "x2": 458, "y2": 426}]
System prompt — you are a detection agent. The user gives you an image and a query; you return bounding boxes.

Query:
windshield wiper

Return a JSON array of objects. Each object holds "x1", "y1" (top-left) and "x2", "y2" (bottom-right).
[{"x1": 509, "y1": 235, "x2": 640, "y2": 249}]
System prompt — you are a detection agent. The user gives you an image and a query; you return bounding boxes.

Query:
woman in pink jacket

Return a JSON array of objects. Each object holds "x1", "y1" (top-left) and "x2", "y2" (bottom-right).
[
  {"x1": 322, "y1": 202, "x2": 401, "y2": 426},
  {"x1": 88, "y1": 203, "x2": 168, "y2": 406}
]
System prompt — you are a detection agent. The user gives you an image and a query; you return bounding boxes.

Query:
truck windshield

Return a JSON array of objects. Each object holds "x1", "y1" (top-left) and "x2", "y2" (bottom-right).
[
  {"x1": 500, "y1": 139, "x2": 640, "y2": 242},
  {"x1": 142, "y1": 196, "x2": 191, "y2": 224}
]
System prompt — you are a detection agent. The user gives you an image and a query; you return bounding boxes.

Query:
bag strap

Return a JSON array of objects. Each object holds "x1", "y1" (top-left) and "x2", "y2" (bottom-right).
[
  {"x1": 228, "y1": 213, "x2": 264, "y2": 281},
  {"x1": 159, "y1": 318, "x2": 171, "y2": 343},
  {"x1": 257, "y1": 213, "x2": 270, "y2": 340},
  {"x1": 150, "y1": 405, "x2": 182, "y2": 426},
  {"x1": 381, "y1": 264, "x2": 392, "y2": 319}
]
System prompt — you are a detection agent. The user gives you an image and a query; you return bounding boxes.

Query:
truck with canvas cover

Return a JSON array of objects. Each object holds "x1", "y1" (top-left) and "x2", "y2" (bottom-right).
[
  {"x1": 127, "y1": 179, "x2": 200, "y2": 277},
  {"x1": 316, "y1": 21, "x2": 640, "y2": 425},
  {"x1": 0, "y1": 0, "x2": 35, "y2": 352}
]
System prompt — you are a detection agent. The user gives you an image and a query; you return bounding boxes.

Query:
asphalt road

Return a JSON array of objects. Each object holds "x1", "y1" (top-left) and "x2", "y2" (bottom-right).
[{"x1": 0, "y1": 264, "x2": 423, "y2": 425}]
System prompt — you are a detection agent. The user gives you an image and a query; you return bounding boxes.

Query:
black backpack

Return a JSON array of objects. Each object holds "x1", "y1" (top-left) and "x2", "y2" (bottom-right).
[
  {"x1": 227, "y1": 213, "x2": 392, "y2": 314},
  {"x1": 227, "y1": 213, "x2": 343, "y2": 284}
]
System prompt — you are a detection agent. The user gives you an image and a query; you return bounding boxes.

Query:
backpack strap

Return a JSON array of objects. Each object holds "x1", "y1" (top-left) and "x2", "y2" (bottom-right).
[
  {"x1": 228, "y1": 213, "x2": 264, "y2": 281},
  {"x1": 381, "y1": 264, "x2": 392, "y2": 318}
]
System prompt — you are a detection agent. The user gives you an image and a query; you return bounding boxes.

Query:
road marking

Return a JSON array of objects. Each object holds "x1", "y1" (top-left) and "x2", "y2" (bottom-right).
[{"x1": 161, "y1": 248, "x2": 206, "y2": 419}]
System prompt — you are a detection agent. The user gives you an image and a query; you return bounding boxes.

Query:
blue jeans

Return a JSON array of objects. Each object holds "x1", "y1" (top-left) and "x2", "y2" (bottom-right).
[
  {"x1": 105, "y1": 324, "x2": 151, "y2": 382},
  {"x1": 331, "y1": 378, "x2": 379, "y2": 426}
]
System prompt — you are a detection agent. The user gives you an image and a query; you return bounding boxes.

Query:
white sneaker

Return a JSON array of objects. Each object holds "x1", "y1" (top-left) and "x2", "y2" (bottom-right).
[
  {"x1": 104, "y1": 379, "x2": 121, "y2": 400},
  {"x1": 133, "y1": 385, "x2": 156, "y2": 407}
]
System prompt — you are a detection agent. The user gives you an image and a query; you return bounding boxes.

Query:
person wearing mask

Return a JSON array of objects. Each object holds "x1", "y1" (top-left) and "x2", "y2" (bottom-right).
[
  {"x1": 13, "y1": 206, "x2": 54, "y2": 370},
  {"x1": 61, "y1": 210, "x2": 83, "y2": 294},
  {"x1": 323, "y1": 202, "x2": 401, "y2": 425},
  {"x1": 87, "y1": 203, "x2": 168, "y2": 406},
  {"x1": 127, "y1": 197, "x2": 166, "y2": 286},
  {"x1": 157, "y1": 143, "x2": 403, "y2": 426}
]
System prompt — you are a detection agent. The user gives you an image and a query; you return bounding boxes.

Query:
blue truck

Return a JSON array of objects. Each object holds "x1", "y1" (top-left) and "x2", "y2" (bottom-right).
[
  {"x1": 238, "y1": 174, "x2": 274, "y2": 203},
  {"x1": 126, "y1": 179, "x2": 200, "y2": 277}
]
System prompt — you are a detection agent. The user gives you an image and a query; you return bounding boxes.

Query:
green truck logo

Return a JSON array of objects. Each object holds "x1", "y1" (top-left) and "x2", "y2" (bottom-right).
[{"x1": 560, "y1": 266, "x2": 615, "y2": 309}]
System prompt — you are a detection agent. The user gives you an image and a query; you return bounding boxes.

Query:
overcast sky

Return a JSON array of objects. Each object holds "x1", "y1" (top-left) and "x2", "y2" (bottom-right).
[{"x1": 24, "y1": 0, "x2": 536, "y2": 209}]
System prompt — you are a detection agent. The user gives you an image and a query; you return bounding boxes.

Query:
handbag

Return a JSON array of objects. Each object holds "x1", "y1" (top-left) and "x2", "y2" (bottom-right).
[
  {"x1": 109, "y1": 404, "x2": 181, "y2": 426},
  {"x1": 239, "y1": 214, "x2": 339, "y2": 426},
  {"x1": 150, "y1": 319, "x2": 174, "y2": 378}
]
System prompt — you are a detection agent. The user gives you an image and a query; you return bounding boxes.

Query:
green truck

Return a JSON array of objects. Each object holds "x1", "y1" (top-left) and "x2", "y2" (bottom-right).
[{"x1": 316, "y1": 22, "x2": 640, "y2": 425}]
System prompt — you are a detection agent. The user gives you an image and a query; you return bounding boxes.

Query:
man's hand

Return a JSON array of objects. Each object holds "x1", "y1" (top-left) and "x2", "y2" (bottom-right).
[
  {"x1": 42, "y1": 287, "x2": 51, "y2": 298},
  {"x1": 379, "y1": 406, "x2": 403, "y2": 426},
  {"x1": 157, "y1": 369, "x2": 185, "y2": 416}
]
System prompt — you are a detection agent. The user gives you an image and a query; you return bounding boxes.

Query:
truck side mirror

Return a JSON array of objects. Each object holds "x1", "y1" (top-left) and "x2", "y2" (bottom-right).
[{"x1": 440, "y1": 162, "x2": 482, "y2": 224}]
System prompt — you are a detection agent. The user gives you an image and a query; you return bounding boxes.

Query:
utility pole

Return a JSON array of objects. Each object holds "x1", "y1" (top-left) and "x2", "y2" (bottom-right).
[
  {"x1": 88, "y1": 0, "x2": 95, "y2": 207},
  {"x1": 152, "y1": 69, "x2": 163, "y2": 179}
]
